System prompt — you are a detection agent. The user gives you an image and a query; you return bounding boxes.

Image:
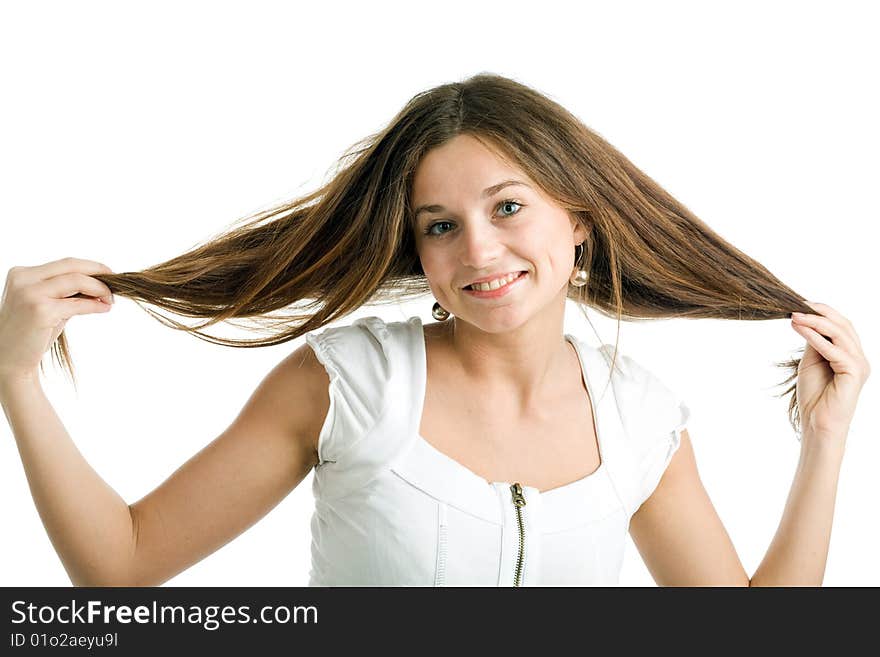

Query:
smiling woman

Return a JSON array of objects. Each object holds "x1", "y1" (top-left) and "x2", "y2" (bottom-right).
[
  {"x1": 45, "y1": 73, "x2": 816, "y2": 435},
  {"x1": 4, "y1": 71, "x2": 861, "y2": 588},
  {"x1": 409, "y1": 133, "x2": 588, "y2": 338}
]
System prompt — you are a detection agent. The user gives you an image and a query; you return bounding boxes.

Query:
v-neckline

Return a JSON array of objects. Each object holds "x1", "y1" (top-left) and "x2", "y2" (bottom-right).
[{"x1": 413, "y1": 316, "x2": 607, "y2": 497}]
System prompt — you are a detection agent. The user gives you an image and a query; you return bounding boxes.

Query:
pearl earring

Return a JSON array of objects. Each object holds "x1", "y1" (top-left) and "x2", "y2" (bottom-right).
[
  {"x1": 569, "y1": 242, "x2": 588, "y2": 287},
  {"x1": 432, "y1": 301, "x2": 451, "y2": 321}
]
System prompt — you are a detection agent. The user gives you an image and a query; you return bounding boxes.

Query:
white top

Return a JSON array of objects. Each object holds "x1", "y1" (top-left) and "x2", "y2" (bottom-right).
[{"x1": 303, "y1": 315, "x2": 690, "y2": 586}]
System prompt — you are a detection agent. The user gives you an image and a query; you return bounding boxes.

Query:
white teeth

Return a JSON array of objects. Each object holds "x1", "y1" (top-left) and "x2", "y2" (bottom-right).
[{"x1": 469, "y1": 272, "x2": 521, "y2": 291}]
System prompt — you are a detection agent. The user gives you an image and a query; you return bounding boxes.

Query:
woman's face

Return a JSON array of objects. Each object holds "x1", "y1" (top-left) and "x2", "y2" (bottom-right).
[{"x1": 411, "y1": 134, "x2": 586, "y2": 333}]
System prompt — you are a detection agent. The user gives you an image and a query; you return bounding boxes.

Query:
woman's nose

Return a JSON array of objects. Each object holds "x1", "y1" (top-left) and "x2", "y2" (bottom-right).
[{"x1": 459, "y1": 224, "x2": 502, "y2": 266}]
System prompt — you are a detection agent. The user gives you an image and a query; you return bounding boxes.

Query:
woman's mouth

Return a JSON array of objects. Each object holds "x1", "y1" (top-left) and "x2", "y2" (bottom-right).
[{"x1": 463, "y1": 271, "x2": 528, "y2": 299}]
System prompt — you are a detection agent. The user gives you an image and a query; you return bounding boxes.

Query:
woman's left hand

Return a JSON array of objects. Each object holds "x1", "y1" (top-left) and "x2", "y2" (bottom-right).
[{"x1": 790, "y1": 301, "x2": 871, "y2": 445}]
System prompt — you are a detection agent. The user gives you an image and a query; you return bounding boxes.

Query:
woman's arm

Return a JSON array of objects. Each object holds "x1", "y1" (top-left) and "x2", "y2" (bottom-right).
[
  {"x1": 631, "y1": 426, "x2": 848, "y2": 587},
  {"x1": 632, "y1": 302, "x2": 866, "y2": 586},
  {"x1": 1, "y1": 342, "x2": 328, "y2": 586},
  {"x1": 749, "y1": 435, "x2": 845, "y2": 587},
  {"x1": 750, "y1": 302, "x2": 868, "y2": 586},
  {"x1": 1, "y1": 374, "x2": 136, "y2": 586}
]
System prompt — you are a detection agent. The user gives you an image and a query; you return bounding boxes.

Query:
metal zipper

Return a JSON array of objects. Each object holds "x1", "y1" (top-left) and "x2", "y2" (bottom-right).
[
  {"x1": 434, "y1": 502, "x2": 448, "y2": 586},
  {"x1": 510, "y1": 482, "x2": 527, "y2": 587}
]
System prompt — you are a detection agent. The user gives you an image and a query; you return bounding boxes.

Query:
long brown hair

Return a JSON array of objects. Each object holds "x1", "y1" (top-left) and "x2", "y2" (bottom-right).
[{"x1": 48, "y1": 72, "x2": 814, "y2": 434}]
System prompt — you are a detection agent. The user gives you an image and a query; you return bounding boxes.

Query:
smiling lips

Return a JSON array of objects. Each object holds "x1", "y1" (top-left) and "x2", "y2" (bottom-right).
[
  {"x1": 465, "y1": 270, "x2": 523, "y2": 290},
  {"x1": 463, "y1": 271, "x2": 528, "y2": 298}
]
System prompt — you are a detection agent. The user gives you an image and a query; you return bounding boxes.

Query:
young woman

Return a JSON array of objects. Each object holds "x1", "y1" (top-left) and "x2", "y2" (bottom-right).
[{"x1": 0, "y1": 73, "x2": 869, "y2": 586}]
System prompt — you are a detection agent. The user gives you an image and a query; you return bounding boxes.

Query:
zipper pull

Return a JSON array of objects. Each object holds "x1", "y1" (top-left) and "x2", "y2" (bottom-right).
[{"x1": 510, "y1": 482, "x2": 526, "y2": 507}]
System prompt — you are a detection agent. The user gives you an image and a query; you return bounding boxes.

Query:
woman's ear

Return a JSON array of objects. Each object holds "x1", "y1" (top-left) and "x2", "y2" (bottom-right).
[{"x1": 571, "y1": 216, "x2": 590, "y2": 245}]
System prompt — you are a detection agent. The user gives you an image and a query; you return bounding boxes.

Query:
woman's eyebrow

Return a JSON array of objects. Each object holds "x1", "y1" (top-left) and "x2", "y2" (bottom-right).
[{"x1": 413, "y1": 179, "x2": 531, "y2": 220}]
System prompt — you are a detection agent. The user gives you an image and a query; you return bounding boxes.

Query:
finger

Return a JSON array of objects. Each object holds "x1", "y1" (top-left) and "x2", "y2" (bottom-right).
[
  {"x1": 12, "y1": 257, "x2": 114, "y2": 285},
  {"x1": 56, "y1": 296, "x2": 113, "y2": 318},
  {"x1": 804, "y1": 301, "x2": 855, "y2": 333},
  {"x1": 791, "y1": 312, "x2": 858, "y2": 355},
  {"x1": 56, "y1": 297, "x2": 113, "y2": 321},
  {"x1": 36, "y1": 272, "x2": 115, "y2": 304},
  {"x1": 791, "y1": 323, "x2": 851, "y2": 372},
  {"x1": 807, "y1": 301, "x2": 862, "y2": 349}
]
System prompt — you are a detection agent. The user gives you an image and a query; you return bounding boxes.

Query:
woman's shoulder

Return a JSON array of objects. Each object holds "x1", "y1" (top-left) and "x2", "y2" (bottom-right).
[
  {"x1": 302, "y1": 314, "x2": 426, "y2": 407},
  {"x1": 568, "y1": 337, "x2": 689, "y2": 441},
  {"x1": 590, "y1": 342, "x2": 679, "y2": 394},
  {"x1": 302, "y1": 314, "x2": 423, "y2": 469},
  {"x1": 585, "y1": 341, "x2": 692, "y2": 517},
  {"x1": 304, "y1": 314, "x2": 421, "y2": 363}
]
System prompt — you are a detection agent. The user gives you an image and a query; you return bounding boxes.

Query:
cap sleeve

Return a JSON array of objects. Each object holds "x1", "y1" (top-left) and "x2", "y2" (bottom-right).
[
  {"x1": 600, "y1": 345, "x2": 691, "y2": 515},
  {"x1": 304, "y1": 317, "x2": 392, "y2": 466}
]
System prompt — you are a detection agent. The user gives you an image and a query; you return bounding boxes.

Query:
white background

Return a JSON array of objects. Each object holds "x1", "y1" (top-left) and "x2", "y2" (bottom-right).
[{"x1": 1, "y1": 0, "x2": 877, "y2": 586}]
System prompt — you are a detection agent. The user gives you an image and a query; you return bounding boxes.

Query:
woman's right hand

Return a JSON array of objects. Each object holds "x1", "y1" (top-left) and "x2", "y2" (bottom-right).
[{"x1": 0, "y1": 257, "x2": 115, "y2": 382}]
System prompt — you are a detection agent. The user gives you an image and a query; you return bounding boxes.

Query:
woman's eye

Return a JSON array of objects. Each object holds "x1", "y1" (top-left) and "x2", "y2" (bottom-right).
[
  {"x1": 425, "y1": 221, "x2": 454, "y2": 236},
  {"x1": 423, "y1": 199, "x2": 524, "y2": 237},
  {"x1": 497, "y1": 199, "x2": 523, "y2": 217}
]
